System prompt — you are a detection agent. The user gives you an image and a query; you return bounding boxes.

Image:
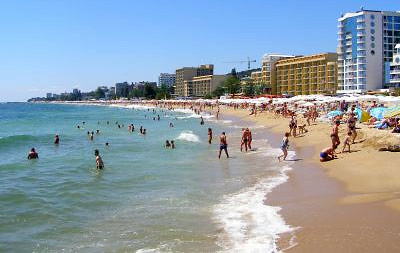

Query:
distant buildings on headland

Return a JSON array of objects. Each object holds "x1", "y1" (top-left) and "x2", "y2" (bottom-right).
[{"x1": 29, "y1": 8, "x2": 400, "y2": 102}]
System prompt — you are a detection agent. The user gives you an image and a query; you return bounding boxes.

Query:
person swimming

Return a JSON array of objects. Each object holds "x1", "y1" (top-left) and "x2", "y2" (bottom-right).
[
  {"x1": 27, "y1": 148, "x2": 39, "y2": 160},
  {"x1": 105, "y1": 142, "x2": 109, "y2": 146},
  {"x1": 171, "y1": 140, "x2": 175, "y2": 149},
  {"x1": 142, "y1": 129, "x2": 146, "y2": 135},
  {"x1": 90, "y1": 132, "x2": 94, "y2": 140},
  {"x1": 165, "y1": 140, "x2": 171, "y2": 148},
  {"x1": 94, "y1": 149, "x2": 104, "y2": 169},
  {"x1": 54, "y1": 134, "x2": 59, "y2": 145},
  {"x1": 96, "y1": 129, "x2": 100, "y2": 134}
]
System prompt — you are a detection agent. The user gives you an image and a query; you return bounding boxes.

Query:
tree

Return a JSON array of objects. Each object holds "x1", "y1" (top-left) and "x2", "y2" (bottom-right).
[
  {"x1": 243, "y1": 83, "x2": 255, "y2": 97},
  {"x1": 94, "y1": 87, "x2": 105, "y2": 99},
  {"x1": 222, "y1": 76, "x2": 241, "y2": 97},
  {"x1": 203, "y1": 93, "x2": 212, "y2": 99},
  {"x1": 212, "y1": 86, "x2": 225, "y2": 98},
  {"x1": 144, "y1": 84, "x2": 156, "y2": 99}
]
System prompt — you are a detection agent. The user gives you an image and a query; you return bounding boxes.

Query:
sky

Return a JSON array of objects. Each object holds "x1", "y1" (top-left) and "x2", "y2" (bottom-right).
[{"x1": 0, "y1": 0, "x2": 397, "y2": 101}]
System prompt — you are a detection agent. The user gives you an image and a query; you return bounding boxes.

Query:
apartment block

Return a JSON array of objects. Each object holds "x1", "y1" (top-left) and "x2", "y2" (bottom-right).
[
  {"x1": 276, "y1": 53, "x2": 338, "y2": 96},
  {"x1": 191, "y1": 75, "x2": 228, "y2": 97},
  {"x1": 261, "y1": 54, "x2": 295, "y2": 94},
  {"x1": 390, "y1": 44, "x2": 400, "y2": 87},
  {"x1": 337, "y1": 9, "x2": 400, "y2": 93},
  {"x1": 158, "y1": 73, "x2": 176, "y2": 88},
  {"x1": 175, "y1": 65, "x2": 214, "y2": 97}
]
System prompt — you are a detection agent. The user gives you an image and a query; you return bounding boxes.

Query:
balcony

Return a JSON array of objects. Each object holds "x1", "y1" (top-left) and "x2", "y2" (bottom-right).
[
  {"x1": 357, "y1": 17, "x2": 365, "y2": 23},
  {"x1": 357, "y1": 46, "x2": 366, "y2": 51},
  {"x1": 357, "y1": 24, "x2": 366, "y2": 30},
  {"x1": 357, "y1": 31, "x2": 366, "y2": 37}
]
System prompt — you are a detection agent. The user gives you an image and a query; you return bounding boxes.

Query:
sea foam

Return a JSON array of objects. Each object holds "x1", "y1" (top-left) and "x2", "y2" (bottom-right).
[
  {"x1": 176, "y1": 130, "x2": 200, "y2": 143},
  {"x1": 213, "y1": 146, "x2": 297, "y2": 253}
]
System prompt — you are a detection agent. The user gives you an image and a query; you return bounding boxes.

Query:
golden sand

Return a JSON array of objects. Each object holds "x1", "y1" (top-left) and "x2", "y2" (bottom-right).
[{"x1": 219, "y1": 106, "x2": 400, "y2": 252}]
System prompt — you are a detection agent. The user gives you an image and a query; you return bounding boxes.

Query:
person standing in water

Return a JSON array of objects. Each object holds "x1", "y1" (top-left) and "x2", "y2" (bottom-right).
[
  {"x1": 208, "y1": 128, "x2": 213, "y2": 144},
  {"x1": 240, "y1": 128, "x2": 250, "y2": 152},
  {"x1": 278, "y1": 132, "x2": 290, "y2": 161},
  {"x1": 54, "y1": 134, "x2": 59, "y2": 145},
  {"x1": 248, "y1": 128, "x2": 253, "y2": 150},
  {"x1": 27, "y1": 148, "x2": 39, "y2": 159},
  {"x1": 200, "y1": 116, "x2": 204, "y2": 125},
  {"x1": 218, "y1": 132, "x2": 229, "y2": 159},
  {"x1": 94, "y1": 149, "x2": 104, "y2": 169}
]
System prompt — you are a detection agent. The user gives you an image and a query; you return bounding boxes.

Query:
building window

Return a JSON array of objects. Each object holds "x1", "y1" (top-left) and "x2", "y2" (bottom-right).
[
  {"x1": 371, "y1": 29, "x2": 375, "y2": 34},
  {"x1": 371, "y1": 14, "x2": 375, "y2": 20},
  {"x1": 371, "y1": 43, "x2": 375, "y2": 48},
  {"x1": 371, "y1": 50, "x2": 375, "y2": 55},
  {"x1": 370, "y1": 21, "x2": 375, "y2": 27},
  {"x1": 371, "y1": 36, "x2": 375, "y2": 41}
]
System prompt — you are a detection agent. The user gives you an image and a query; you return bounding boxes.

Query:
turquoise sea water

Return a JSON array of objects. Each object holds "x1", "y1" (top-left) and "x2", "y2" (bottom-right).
[{"x1": 0, "y1": 103, "x2": 294, "y2": 252}]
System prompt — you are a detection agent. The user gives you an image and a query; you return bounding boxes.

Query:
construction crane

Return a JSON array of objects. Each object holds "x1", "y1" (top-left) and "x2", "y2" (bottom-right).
[{"x1": 223, "y1": 57, "x2": 257, "y2": 70}]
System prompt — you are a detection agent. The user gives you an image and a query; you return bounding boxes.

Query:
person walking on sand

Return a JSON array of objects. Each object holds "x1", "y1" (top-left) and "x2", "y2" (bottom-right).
[
  {"x1": 278, "y1": 132, "x2": 290, "y2": 162},
  {"x1": 341, "y1": 131, "x2": 352, "y2": 153},
  {"x1": 331, "y1": 120, "x2": 341, "y2": 148},
  {"x1": 218, "y1": 132, "x2": 229, "y2": 159},
  {"x1": 27, "y1": 148, "x2": 39, "y2": 160},
  {"x1": 347, "y1": 112, "x2": 357, "y2": 144},
  {"x1": 208, "y1": 128, "x2": 213, "y2": 144},
  {"x1": 94, "y1": 149, "x2": 104, "y2": 169}
]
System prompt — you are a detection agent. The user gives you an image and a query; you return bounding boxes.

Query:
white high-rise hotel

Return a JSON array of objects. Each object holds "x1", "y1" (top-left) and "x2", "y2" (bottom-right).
[{"x1": 337, "y1": 9, "x2": 400, "y2": 93}]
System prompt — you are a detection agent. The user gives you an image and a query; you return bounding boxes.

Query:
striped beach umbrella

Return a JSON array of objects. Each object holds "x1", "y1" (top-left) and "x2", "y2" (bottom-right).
[{"x1": 383, "y1": 105, "x2": 400, "y2": 118}]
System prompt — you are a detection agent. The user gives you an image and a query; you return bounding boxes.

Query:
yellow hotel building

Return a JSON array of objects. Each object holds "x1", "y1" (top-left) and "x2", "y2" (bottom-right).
[{"x1": 276, "y1": 53, "x2": 338, "y2": 95}]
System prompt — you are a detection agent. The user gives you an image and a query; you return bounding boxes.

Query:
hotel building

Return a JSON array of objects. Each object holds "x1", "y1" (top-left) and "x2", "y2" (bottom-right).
[
  {"x1": 158, "y1": 73, "x2": 176, "y2": 88},
  {"x1": 390, "y1": 44, "x2": 400, "y2": 87},
  {"x1": 261, "y1": 54, "x2": 295, "y2": 94},
  {"x1": 175, "y1": 65, "x2": 214, "y2": 97},
  {"x1": 337, "y1": 9, "x2": 400, "y2": 93},
  {"x1": 276, "y1": 53, "x2": 338, "y2": 96},
  {"x1": 191, "y1": 75, "x2": 228, "y2": 97}
]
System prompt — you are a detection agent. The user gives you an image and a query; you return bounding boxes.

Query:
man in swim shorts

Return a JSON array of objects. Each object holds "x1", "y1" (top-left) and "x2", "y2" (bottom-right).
[{"x1": 219, "y1": 132, "x2": 229, "y2": 159}]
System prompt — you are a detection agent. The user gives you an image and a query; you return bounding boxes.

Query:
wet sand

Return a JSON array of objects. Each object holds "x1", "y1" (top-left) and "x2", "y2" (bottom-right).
[{"x1": 220, "y1": 107, "x2": 400, "y2": 252}]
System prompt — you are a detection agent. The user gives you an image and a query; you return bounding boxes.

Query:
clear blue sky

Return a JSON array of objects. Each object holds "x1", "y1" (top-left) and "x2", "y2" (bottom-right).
[{"x1": 0, "y1": 0, "x2": 396, "y2": 101}]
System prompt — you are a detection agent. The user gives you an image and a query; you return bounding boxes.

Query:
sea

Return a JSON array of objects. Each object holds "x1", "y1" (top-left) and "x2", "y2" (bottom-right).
[{"x1": 0, "y1": 102, "x2": 296, "y2": 253}]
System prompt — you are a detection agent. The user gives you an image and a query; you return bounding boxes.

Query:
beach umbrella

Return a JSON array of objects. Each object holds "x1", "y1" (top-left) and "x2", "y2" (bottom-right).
[
  {"x1": 369, "y1": 107, "x2": 387, "y2": 120},
  {"x1": 327, "y1": 110, "x2": 344, "y2": 118},
  {"x1": 353, "y1": 108, "x2": 370, "y2": 123},
  {"x1": 383, "y1": 105, "x2": 400, "y2": 118}
]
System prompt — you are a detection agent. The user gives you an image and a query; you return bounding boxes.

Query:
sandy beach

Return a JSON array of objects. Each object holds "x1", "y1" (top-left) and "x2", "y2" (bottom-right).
[{"x1": 219, "y1": 106, "x2": 400, "y2": 252}]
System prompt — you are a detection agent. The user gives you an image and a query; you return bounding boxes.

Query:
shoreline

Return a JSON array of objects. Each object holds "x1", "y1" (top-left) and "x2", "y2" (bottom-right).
[
  {"x1": 30, "y1": 100, "x2": 400, "y2": 251},
  {"x1": 219, "y1": 107, "x2": 400, "y2": 251}
]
